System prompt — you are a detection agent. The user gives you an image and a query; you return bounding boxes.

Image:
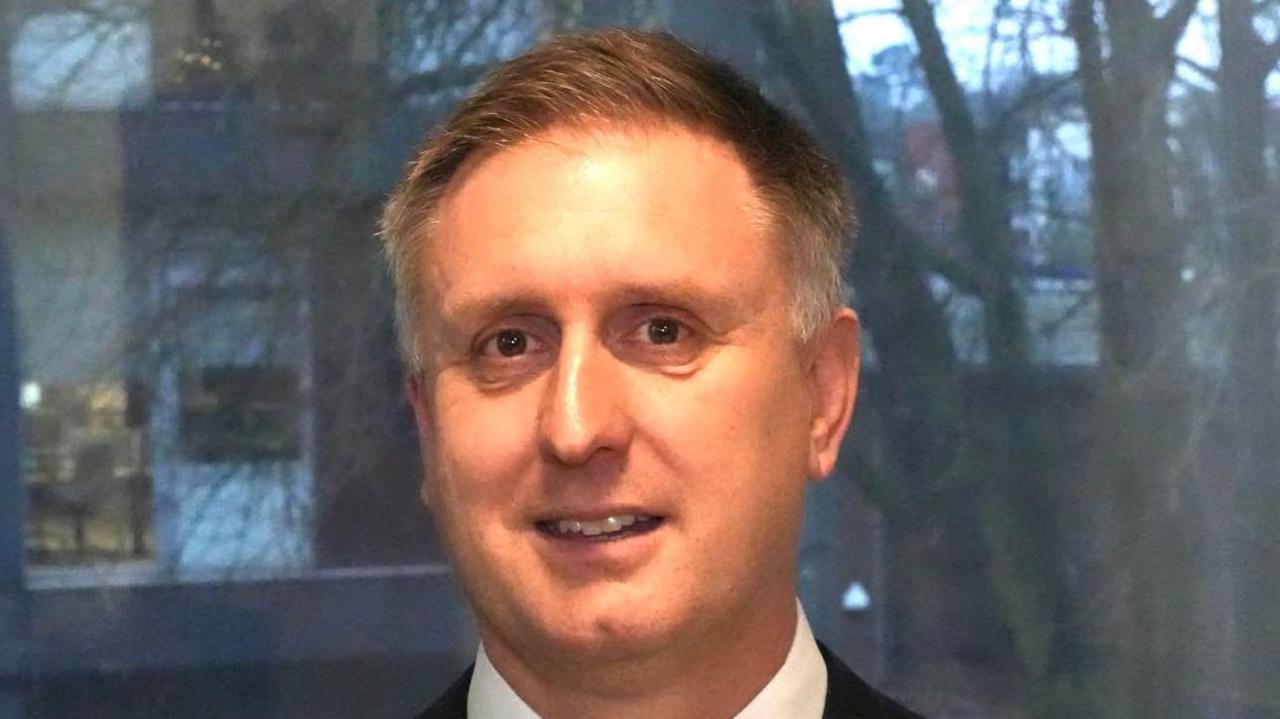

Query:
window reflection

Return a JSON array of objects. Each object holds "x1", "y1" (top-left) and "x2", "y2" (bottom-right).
[
  {"x1": 179, "y1": 365, "x2": 300, "y2": 463},
  {"x1": 6, "y1": 0, "x2": 1271, "y2": 717},
  {"x1": 23, "y1": 382, "x2": 149, "y2": 564},
  {"x1": 11, "y1": 4, "x2": 151, "y2": 110}
]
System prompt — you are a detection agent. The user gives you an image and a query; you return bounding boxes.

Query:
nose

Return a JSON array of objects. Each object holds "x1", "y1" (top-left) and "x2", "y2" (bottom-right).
[{"x1": 536, "y1": 330, "x2": 632, "y2": 467}]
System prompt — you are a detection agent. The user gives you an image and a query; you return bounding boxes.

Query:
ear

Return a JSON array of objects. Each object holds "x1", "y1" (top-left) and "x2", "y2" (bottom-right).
[
  {"x1": 405, "y1": 373, "x2": 435, "y2": 507},
  {"x1": 806, "y1": 308, "x2": 860, "y2": 481}
]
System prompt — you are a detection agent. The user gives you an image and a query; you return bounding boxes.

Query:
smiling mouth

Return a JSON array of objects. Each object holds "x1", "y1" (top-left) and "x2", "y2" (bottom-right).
[{"x1": 535, "y1": 514, "x2": 665, "y2": 542}]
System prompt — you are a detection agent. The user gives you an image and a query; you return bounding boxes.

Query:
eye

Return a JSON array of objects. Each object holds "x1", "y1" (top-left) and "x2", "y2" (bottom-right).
[
  {"x1": 646, "y1": 318, "x2": 681, "y2": 345},
  {"x1": 491, "y1": 329, "x2": 528, "y2": 357},
  {"x1": 613, "y1": 312, "x2": 704, "y2": 369},
  {"x1": 479, "y1": 328, "x2": 545, "y2": 359},
  {"x1": 472, "y1": 325, "x2": 554, "y2": 385}
]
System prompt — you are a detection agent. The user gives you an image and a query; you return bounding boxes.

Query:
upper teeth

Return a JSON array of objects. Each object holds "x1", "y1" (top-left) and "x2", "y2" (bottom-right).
[{"x1": 555, "y1": 514, "x2": 641, "y2": 536}]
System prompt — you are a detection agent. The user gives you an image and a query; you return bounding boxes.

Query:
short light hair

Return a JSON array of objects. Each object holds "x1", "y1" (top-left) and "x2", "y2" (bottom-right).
[{"x1": 380, "y1": 29, "x2": 852, "y2": 372}]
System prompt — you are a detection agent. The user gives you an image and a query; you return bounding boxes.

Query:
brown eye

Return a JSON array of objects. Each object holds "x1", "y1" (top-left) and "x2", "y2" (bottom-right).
[
  {"x1": 472, "y1": 321, "x2": 555, "y2": 386},
  {"x1": 494, "y1": 329, "x2": 527, "y2": 357},
  {"x1": 647, "y1": 318, "x2": 680, "y2": 345},
  {"x1": 611, "y1": 310, "x2": 703, "y2": 370}
]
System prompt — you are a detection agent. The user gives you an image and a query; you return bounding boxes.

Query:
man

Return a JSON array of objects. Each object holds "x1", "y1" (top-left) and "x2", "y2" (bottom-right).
[{"x1": 381, "y1": 29, "x2": 923, "y2": 719}]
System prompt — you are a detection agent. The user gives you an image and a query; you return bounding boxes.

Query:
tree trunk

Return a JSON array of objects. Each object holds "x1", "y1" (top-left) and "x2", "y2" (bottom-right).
[
  {"x1": 1068, "y1": 1, "x2": 1208, "y2": 716},
  {"x1": 899, "y1": 0, "x2": 1028, "y2": 369},
  {"x1": 896, "y1": 2, "x2": 1093, "y2": 714},
  {"x1": 749, "y1": 3, "x2": 1095, "y2": 712},
  {"x1": 1218, "y1": 0, "x2": 1280, "y2": 710}
]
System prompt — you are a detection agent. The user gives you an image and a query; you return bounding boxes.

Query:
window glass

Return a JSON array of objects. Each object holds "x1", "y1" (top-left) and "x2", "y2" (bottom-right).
[
  {"x1": 3, "y1": 1, "x2": 1274, "y2": 717},
  {"x1": 11, "y1": 5, "x2": 151, "y2": 109}
]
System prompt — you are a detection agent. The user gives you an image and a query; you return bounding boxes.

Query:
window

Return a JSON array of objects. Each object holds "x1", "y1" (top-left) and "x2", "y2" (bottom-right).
[
  {"x1": 11, "y1": 4, "x2": 151, "y2": 110},
  {"x1": 179, "y1": 365, "x2": 300, "y2": 463}
]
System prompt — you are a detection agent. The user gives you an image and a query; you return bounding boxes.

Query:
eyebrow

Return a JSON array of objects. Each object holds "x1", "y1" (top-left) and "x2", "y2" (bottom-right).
[
  {"x1": 606, "y1": 280, "x2": 747, "y2": 317},
  {"x1": 440, "y1": 278, "x2": 753, "y2": 334},
  {"x1": 441, "y1": 294, "x2": 549, "y2": 332}
]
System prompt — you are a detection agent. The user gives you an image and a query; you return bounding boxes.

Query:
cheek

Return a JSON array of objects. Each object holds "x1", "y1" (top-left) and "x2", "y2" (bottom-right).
[
  {"x1": 428, "y1": 377, "x2": 540, "y2": 510},
  {"x1": 633, "y1": 348, "x2": 812, "y2": 502}
]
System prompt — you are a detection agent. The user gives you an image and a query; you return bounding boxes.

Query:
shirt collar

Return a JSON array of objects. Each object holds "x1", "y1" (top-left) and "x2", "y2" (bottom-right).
[
  {"x1": 467, "y1": 600, "x2": 827, "y2": 719},
  {"x1": 735, "y1": 600, "x2": 828, "y2": 719},
  {"x1": 467, "y1": 642, "x2": 540, "y2": 719}
]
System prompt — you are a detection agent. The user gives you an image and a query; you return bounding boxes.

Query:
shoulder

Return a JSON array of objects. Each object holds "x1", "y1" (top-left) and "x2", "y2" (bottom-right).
[
  {"x1": 818, "y1": 643, "x2": 927, "y2": 719},
  {"x1": 412, "y1": 665, "x2": 474, "y2": 719}
]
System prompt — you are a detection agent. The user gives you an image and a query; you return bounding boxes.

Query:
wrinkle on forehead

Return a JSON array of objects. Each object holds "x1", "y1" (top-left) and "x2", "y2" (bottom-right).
[
  {"x1": 434, "y1": 120, "x2": 775, "y2": 251},
  {"x1": 421, "y1": 123, "x2": 782, "y2": 328}
]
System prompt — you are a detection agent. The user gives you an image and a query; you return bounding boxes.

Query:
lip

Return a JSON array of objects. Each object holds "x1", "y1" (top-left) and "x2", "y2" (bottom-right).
[
  {"x1": 530, "y1": 507, "x2": 669, "y2": 575},
  {"x1": 536, "y1": 514, "x2": 664, "y2": 540},
  {"x1": 533, "y1": 505, "x2": 664, "y2": 523}
]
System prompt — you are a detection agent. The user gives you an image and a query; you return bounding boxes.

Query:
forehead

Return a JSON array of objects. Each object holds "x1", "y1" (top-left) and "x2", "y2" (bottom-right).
[{"x1": 420, "y1": 124, "x2": 784, "y2": 327}]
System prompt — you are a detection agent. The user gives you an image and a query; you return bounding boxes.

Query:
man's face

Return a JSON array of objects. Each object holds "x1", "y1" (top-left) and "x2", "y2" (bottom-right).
[{"x1": 409, "y1": 124, "x2": 851, "y2": 669}]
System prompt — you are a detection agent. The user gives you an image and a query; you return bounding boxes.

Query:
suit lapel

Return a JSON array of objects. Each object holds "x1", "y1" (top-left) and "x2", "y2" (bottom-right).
[
  {"x1": 413, "y1": 664, "x2": 473, "y2": 719},
  {"x1": 818, "y1": 642, "x2": 925, "y2": 719},
  {"x1": 415, "y1": 648, "x2": 925, "y2": 719}
]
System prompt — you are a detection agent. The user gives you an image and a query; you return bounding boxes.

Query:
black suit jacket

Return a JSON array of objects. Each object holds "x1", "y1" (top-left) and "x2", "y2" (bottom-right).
[{"x1": 413, "y1": 642, "x2": 924, "y2": 718}]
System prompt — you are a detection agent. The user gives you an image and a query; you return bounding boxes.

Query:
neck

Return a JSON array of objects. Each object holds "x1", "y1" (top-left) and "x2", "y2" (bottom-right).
[{"x1": 481, "y1": 592, "x2": 798, "y2": 719}]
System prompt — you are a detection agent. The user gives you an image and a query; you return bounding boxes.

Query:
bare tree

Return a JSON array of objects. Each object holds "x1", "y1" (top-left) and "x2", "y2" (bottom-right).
[
  {"x1": 1067, "y1": 1, "x2": 1212, "y2": 716},
  {"x1": 1217, "y1": 0, "x2": 1280, "y2": 710},
  {"x1": 748, "y1": 1, "x2": 978, "y2": 703},
  {"x1": 897, "y1": 4, "x2": 1089, "y2": 713},
  {"x1": 748, "y1": 2, "x2": 1095, "y2": 714}
]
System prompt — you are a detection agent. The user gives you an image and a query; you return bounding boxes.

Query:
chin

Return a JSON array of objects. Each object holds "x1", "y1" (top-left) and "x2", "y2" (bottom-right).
[{"x1": 535, "y1": 591, "x2": 684, "y2": 660}]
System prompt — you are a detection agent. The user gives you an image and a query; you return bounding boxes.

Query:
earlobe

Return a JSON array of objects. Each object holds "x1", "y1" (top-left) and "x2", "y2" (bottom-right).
[{"x1": 807, "y1": 308, "x2": 860, "y2": 480}]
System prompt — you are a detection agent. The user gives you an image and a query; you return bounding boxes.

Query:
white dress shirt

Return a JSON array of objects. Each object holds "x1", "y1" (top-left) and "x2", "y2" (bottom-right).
[{"x1": 467, "y1": 600, "x2": 828, "y2": 718}]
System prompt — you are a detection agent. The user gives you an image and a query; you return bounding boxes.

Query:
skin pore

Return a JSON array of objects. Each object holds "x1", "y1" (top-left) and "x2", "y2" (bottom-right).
[{"x1": 406, "y1": 123, "x2": 860, "y2": 718}]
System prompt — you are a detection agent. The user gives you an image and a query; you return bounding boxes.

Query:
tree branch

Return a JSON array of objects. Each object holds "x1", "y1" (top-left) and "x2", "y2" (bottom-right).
[
  {"x1": 1067, "y1": 0, "x2": 1111, "y2": 118},
  {"x1": 900, "y1": 0, "x2": 1033, "y2": 366},
  {"x1": 837, "y1": 7, "x2": 902, "y2": 24},
  {"x1": 1177, "y1": 54, "x2": 1219, "y2": 85},
  {"x1": 1105, "y1": 0, "x2": 1155, "y2": 29},
  {"x1": 919, "y1": 244, "x2": 985, "y2": 296},
  {"x1": 1221, "y1": 0, "x2": 1279, "y2": 80},
  {"x1": 1153, "y1": 0, "x2": 1201, "y2": 59},
  {"x1": 901, "y1": 0, "x2": 978, "y2": 148},
  {"x1": 1264, "y1": 36, "x2": 1280, "y2": 72},
  {"x1": 988, "y1": 71, "x2": 1079, "y2": 142},
  {"x1": 749, "y1": 1, "x2": 987, "y2": 299},
  {"x1": 900, "y1": 0, "x2": 1015, "y2": 279}
]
